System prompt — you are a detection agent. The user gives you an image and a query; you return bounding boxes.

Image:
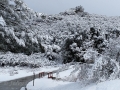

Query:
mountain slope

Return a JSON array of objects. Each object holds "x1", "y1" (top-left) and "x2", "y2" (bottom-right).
[{"x1": 1, "y1": 0, "x2": 120, "y2": 83}]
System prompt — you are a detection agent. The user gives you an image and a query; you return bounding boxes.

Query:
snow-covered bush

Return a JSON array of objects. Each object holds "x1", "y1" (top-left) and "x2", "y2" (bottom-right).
[
  {"x1": 106, "y1": 37, "x2": 120, "y2": 62},
  {"x1": 77, "y1": 55, "x2": 120, "y2": 83},
  {"x1": 60, "y1": 5, "x2": 87, "y2": 17},
  {"x1": 62, "y1": 27, "x2": 106, "y2": 64},
  {"x1": 0, "y1": 52, "x2": 56, "y2": 68},
  {"x1": 0, "y1": 16, "x2": 6, "y2": 26}
]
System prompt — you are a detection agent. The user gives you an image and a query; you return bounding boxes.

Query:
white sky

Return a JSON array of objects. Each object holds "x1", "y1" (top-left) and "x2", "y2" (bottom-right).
[{"x1": 23, "y1": 0, "x2": 120, "y2": 16}]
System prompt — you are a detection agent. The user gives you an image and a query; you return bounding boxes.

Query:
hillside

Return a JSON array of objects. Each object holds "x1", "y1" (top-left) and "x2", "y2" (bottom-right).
[
  {"x1": 0, "y1": 0, "x2": 43, "y2": 55},
  {"x1": 1, "y1": 0, "x2": 120, "y2": 83}
]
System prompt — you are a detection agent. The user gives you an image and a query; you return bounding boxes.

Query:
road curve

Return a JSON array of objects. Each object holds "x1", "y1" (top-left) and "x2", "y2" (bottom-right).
[{"x1": 0, "y1": 72, "x2": 49, "y2": 90}]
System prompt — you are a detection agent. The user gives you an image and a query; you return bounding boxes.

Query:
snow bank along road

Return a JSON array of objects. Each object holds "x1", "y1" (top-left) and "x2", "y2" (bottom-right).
[{"x1": 0, "y1": 70, "x2": 57, "y2": 90}]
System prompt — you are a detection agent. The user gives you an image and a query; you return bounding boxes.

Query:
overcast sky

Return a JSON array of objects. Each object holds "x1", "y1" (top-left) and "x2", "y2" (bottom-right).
[{"x1": 23, "y1": 0, "x2": 120, "y2": 16}]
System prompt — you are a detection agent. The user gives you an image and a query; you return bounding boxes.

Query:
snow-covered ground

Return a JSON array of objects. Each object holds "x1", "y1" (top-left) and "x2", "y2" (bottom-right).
[
  {"x1": 27, "y1": 78, "x2": 74, "y2": 90},
  {"x1": 82, "y1": 79, "x2": 120, "y2": 90},
  {"x1": 27, "y1": 76, "x2": 120, "y2": 90},
  {"x1": 27, "y1": 78, "x2": 120, "y2": 90},
  {"x1": 1, "y1": 64, "x2": 120, "y2": 90},
  {"x1": 26, "y1": 65, "x2": 80, "y2": 90},
  {"x1": 0, "y1": 64, "x2": 75, "y2": 82},
  {"x1": 0, "y1": 66, "x2": 59, "y2": 82},
  {"x1": 26, "y1": 65, "x2": 120, "y2": 90}
]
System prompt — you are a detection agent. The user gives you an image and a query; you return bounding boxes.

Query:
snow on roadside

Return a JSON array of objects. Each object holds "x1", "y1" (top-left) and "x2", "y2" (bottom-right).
[
  {"x1": 82, "y1": 79, "x2": 120, "y2": 90},
  {"x1": 54, "y1": 65, "x2": 79, "y2": 82},
  {"x1": 56, "y1": 68, "x2": 74, "y2": 79},
  {"x1": 26, "y1": 65, "x2": 81, "y2": 90},
  {"x1": 27, "y1": 78, "x2": 120, "y2": 90},
  {"x1": 26, "y1": 64, "x2": 120, "y2": 90},
  {"x1": 27, "y1": 77, "x2": 73, "y2": 90},
  {"x1": 0, "y1": 66, "x2": 59, "y2": 82}
]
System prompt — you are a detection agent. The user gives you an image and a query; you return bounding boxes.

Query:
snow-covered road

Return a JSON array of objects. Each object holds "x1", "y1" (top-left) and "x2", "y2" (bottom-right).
[{"x1": 0, "y1": 66, "x2": 59, "y2": 90}]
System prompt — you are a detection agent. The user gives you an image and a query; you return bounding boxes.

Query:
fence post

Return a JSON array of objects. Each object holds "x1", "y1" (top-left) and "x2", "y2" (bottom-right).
[
  {"x1": 48, "y1": 73, "x2": 49, "y2": 78},
  {"x1": 39, "y1": 73, "x2": 40, "y2": 78},
  {"x1": 42, "y1": 72, "x2": 44, "y2": 76},
  {"x1": 33, "y1": 73, "x2": 35, "y2": 86},
  {"x1": 50, "y1": 72, "x2": 53, "y2": 78}
]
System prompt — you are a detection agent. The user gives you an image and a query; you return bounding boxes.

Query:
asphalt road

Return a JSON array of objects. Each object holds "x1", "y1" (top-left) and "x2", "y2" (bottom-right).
[{"x1": 0, "y1": 72, "x2": 48, "y2": 90}]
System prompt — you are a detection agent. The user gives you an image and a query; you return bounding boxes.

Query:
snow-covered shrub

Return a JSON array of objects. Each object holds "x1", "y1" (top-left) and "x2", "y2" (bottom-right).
[
  {"x1": 62, "y1": 31, "x2": 89, "y2": 63},
  {"x1": 58, "y1": 63, "x2": 70, "y2": 72},
  {"x1": 75, "y1": 6, "x2": 84, "y2": 13},
  {"x1": 60, "y1": 5, "x2": 87, "y2": 17},
  {"x1": 106, "y1": 37, "x2": 120, "y2": 62},
  {"x1": 0, "y1": 52, "x2": 56, "y2": 68},
  {"x1": 9, "y1": 67, "x2": 18, "y2": 76},
  {"x1": 77, "y1": 55, "x2": 120, "y2": 83},
  {"x1": 92, "y1": 56, "x2": 119, "y2": 82},
  {"x1": 0, "y1": 0, "x2": 9, "y2": 5},
  {"x1": 0, "y1": 16, "x2": 6, "y2": 26},
  {"x1": 83, "y1": 48, "x2": 97, "y2": 64}
]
